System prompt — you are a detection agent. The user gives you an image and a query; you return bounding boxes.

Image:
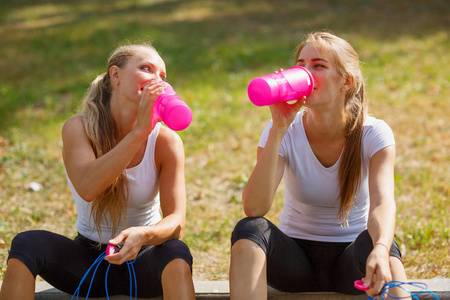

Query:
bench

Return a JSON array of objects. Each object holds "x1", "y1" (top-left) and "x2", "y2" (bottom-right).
[
  {"x1": 0, "y1": 279, "x2": 448, "y2": 299},
  {"x1": 20, "y1": 278, "x2": 448, "y2": 299}
]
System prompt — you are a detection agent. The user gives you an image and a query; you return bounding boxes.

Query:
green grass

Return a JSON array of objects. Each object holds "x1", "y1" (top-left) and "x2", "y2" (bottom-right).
[{"x1": 0, "y1": 0, "x2": 449, "y2": 281}]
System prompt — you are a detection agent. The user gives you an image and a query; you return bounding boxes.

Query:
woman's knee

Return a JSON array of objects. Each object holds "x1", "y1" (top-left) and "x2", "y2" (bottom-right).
[
  {"x1": 10, "y1": 230, "x2": 46, "y2": 252},
  {"x1": 160, "y1": 239, "x2": 192, "y2": 259},
  {"x1": 8, "y1": 231, "x2": 53, "y2": 278},
  {"x1": 231, "y1": 217, "x2": 269, "y2": 241},
  {"x1": 152, "y1": 239, "x2": 193, "y2": 274},
  {"x1": 11, "y1": 231, "x2": 33, "y2": 249},
  {"x1": 356, "y1": 230, "x2": 403, "y2": 261}
]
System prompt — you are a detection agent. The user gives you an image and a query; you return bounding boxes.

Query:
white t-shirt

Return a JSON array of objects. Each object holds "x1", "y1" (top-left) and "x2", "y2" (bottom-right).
[
  {"x1": 258, "y1": 110, "x2": 395, "y2": 242},
  {"x1": 67, "y1": 123, "x2": 162, "y2": 244}
]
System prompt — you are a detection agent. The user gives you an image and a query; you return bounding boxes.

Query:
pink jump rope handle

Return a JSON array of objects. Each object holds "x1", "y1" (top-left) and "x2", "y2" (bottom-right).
[
  {"x1": 354, "y1": 280, "x2": 369, "y2": 291},
  {"x1": 153, "y1": 83, "x2": 192, "y2": 131},
  {"x1": 247, "y1": 66, "x2": 314, "y2": 106},
  {"x1": 106, "y1": 244, "x2": 115, "y2": 256},
  {"x1": 106, "y1": 244, "x2": 123, "y2": 256}
]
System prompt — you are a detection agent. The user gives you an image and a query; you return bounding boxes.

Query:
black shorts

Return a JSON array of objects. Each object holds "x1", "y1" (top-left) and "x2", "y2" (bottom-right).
[
  {"x1": 231, "y1": 217, "x2": 402, "y2": 295},
  {"x1": 8, "y1": 230, "x2": 193, "y2": 298}
]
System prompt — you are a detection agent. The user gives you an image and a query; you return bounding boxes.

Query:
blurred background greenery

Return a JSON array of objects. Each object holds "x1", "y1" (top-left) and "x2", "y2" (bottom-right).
[{"x1": 0, "y1": 0, "x2": 448, "y2": 281}]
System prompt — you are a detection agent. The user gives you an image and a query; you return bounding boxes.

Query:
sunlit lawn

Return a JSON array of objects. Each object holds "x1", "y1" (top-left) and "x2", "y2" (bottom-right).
[{"x1": 0, "y1": 0, "x2": 448, "y2": 281}]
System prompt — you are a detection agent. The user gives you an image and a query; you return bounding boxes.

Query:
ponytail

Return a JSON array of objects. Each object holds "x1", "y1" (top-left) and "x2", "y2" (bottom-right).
[
  {"x1": 296, "y1": 32, "x2": 368, "y2": 224},
  {"x1": 78, "y1": 43, "x2": 156, "y2": 243}
]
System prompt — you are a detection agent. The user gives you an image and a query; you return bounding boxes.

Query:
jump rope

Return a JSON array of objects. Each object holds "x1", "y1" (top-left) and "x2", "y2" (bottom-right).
[
  {"x1": 355, "y1": 280, "x2": 440, "y2": 299},
  {"x1": 71, "y1": 244, "x2": 137, "y2": 300},
  {"x1": 71, "y1": 244, "x2": 440, "y2": 300}
]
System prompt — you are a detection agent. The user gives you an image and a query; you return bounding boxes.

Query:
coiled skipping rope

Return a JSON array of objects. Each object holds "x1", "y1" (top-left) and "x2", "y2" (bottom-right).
[
  {"x1": 71, "y1": 251, "x2": 137, "y2": 300},
  {"x1": 368, "y1": 281, "x2": 440, "y2": 300}
]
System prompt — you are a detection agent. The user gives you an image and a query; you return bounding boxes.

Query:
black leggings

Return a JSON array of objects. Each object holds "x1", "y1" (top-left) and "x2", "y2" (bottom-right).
[
  {"x1": 231, "y1": 217, "x2": 402, "y2": 295},
  {"x1": 8, "y1": 230, "x2": 193, "y2": 298}
]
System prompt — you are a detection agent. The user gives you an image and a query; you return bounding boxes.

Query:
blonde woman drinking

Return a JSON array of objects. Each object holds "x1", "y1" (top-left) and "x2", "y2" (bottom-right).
[{"x1": 1, "y1": 43, "x2": 194, "y2": 300}]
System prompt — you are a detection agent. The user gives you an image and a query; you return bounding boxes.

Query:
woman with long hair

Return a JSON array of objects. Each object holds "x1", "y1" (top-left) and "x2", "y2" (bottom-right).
[
  {"x1": 229, "y1": 32, "x2": 410, "y2": 299},
  {"x1": 0, "y1": 43, "x2": 195, "y2": 300}
]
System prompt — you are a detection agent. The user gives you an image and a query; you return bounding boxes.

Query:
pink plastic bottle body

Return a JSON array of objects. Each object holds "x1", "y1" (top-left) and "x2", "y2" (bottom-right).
[
  {"x1": 153, "y1": 83, "x2": 192, "y2": 131},
  {"x1": 247, "y1": 66, "x2": 314, "y2": 106}
]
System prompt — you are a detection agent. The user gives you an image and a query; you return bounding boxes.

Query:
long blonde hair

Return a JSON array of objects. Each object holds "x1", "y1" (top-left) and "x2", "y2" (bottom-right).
[
  {"x1": 79, "y1": 44, "x2": 156, "y2": 242},
  {"x1": 295, "y1": 32, "x2": 367, "y2": 224}
]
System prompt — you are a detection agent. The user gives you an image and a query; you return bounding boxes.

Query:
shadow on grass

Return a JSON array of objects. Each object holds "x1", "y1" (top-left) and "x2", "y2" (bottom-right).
[{"x1": 0, "y1": 0, "x2": 448, "y2": 131}]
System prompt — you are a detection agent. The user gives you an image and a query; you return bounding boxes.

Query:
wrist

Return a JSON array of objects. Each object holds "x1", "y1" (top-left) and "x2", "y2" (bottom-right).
[
  {"x1": 130, "y1": 127, "x2": 149, "y2": 143},
  {"x1": 269, "y1": 125, "x2": 288, "y2": 140},
  {"x1": 374, "y1": 242, "x2": 390, "y2": 254},
  {"x1": 142, "y1": 226, "x2": 155, "y2": 244}
]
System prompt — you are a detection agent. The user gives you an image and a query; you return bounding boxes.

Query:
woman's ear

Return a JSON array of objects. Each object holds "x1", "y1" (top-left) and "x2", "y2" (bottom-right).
[
  {"x1": 109, "y1": 65, "x2": 120, "y2": 86},
  {"x1": 342, "y1": 74, "x2": 354, "y2": 91}
]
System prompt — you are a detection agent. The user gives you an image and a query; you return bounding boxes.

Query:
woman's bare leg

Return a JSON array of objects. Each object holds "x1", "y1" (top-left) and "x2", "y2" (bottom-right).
[
  {"x1": 229, "y1": 239, "x2": 267, "y2": 300},
  {"x1": 373, "y1": 257, "x2": 411, "y2": 300},
  {"x1": 385, "y1": 257, "x2": 411, "y2": 300},
  {"x1": 161, "y1": 258, "x2": 195, "y2": 300},
  {"x1": 0, "y1": 258, "x2": 35, "y2": 300}
]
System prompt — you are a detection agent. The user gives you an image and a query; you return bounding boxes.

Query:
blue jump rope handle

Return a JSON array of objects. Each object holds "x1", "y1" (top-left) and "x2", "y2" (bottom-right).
[
  {"x1": 355, "y1": 280, "x2": 440, "y2": 300},
  {"x1": 71, "y1": 245, "x2": 137, "y2": 300}
]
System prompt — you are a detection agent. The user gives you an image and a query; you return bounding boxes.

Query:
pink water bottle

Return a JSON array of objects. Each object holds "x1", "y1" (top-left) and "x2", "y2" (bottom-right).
[
  {"x1": 153, "y1": 83, "x2": 192, "y2": 131},
  {"x1": 247, "y1": 66, "x2": 314, "y2": 106}
]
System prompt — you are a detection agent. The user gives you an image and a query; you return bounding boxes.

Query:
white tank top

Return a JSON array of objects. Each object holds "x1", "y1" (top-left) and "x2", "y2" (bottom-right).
[{"x1": 67, "y1": 123, "x2": 162, "y2": 244}]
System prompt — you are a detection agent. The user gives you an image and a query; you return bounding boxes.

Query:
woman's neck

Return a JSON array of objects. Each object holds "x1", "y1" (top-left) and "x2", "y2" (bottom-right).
[
  {"x1": 110, "y1": 94, "x2": 139, "y2": 140},
  {"x1": 303, "y1": 108, "x2": 346, "y2": 141}
]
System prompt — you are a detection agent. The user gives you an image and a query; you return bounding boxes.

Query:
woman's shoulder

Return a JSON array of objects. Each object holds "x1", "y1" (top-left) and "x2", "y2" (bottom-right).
[
  {"x1": 156, "y1": 126, "x2": 184, "y2": 151},
  {"x1": 64, "y1": 115, "x2": 84, "y2": 125},
  {"x1": 62, "y1": 115, "x2": 85, "y2": 137},
  {"x1": 363, "y1": 115, "x2": 392, "y2": 132},
  {"x1": 154, "y1": 126, "x2": 185, "y2": 170},
  {"x1": 362, "y1": 115, "x2": 395, "y2": 155}
]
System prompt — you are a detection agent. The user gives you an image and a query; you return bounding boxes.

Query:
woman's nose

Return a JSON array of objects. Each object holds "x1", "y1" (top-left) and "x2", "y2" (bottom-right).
[
  {"x1": 144, "y1": 75, "x2": 160, "y2": 83},
  {"x1": 303, "y1": 64, "x2": 313, "y2": 73}
]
